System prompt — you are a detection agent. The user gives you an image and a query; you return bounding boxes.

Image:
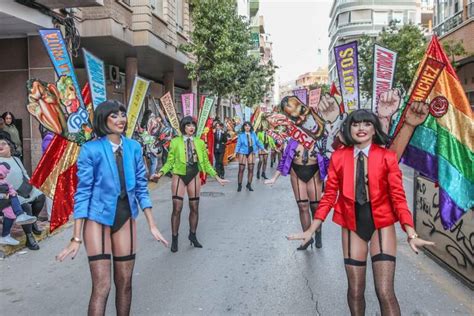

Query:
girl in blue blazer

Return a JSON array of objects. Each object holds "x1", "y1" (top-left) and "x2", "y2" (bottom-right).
[
  {"x1": 57, "y1": 100, "x2": 168, "y2": 315},
  {"x1": 235, "y1": 121, "x2": 265, "y2": 192}
]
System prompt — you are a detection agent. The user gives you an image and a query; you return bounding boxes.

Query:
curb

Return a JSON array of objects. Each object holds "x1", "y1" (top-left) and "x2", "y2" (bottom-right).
[{"x1": 0, "y1": 181, "x2": 169, "y2": 259}]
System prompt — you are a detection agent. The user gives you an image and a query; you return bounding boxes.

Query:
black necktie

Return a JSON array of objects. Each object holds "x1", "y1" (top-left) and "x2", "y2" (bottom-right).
[
  {"x1": 186, "y1": 138, "x2": 194, "y2": 163},
  {"x1": 247, "y1": 133, "x2": 252, "y2": 146},
  {"x1": 115, "y1": 147, "x2": 126, "y2": 199},
  {"x1": 356, "y1": 152, "x2": 367, "y2": 205},
  {"x1": 302, "y1": 148, "x2": 309, "y2": 165}
]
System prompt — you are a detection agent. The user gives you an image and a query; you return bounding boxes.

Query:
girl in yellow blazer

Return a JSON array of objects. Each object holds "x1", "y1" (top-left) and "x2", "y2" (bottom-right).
[{"x1": 153, "y1": 116, "x2": 228, "y2": 252}]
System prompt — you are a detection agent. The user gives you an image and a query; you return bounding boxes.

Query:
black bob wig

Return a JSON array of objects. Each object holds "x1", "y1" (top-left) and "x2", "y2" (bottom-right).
[
  {"x1": 180, "y1": 116, "x2": 197, "y2": 135},
  {"x1": 240, "y1": 121, "x2": 254, "y2": 133},
  {"x1": 341, "y1": 109, "x2": 389, "y2": 146},
  {"x1": 93, "y1": 100, "x2": 127, "y2": 137}
]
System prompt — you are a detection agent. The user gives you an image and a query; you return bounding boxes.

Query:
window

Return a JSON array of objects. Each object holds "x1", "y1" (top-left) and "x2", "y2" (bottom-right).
[
  {"x1": 338, "y1": 12, "x2": 350, "y2": 26},
  {"x1": 373, "y1": 11, "x2": 388, "y2": 25},
  {"x1": 351, "y1": 9, "x2": 371, "y2": 22},
  {"x1": 150, "y1": 0, "x2": 163, "y2": 17},
  {"x1": 176, "y1": 0, "x2": 184, "y2": 32},
  {"x1": 392, "y1": 11, "x2": 404, "y2": 24}
]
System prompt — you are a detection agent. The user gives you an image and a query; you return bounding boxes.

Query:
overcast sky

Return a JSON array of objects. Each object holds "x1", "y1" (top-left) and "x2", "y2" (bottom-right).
[{"x1": 259, "y1": 0, "x2": 331, "y2": 84}]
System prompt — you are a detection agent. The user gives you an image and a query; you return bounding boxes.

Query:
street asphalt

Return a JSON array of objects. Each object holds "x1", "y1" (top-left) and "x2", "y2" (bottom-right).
[{"x1": 0, "y1": 163, "x2": 472, "y2": 315}]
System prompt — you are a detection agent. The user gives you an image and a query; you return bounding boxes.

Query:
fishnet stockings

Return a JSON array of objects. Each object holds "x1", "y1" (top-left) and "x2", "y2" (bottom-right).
[
  {"x1": 113, "y1": 259, "x2": 135, "y2": 316},
  {"x1": 345, "y1": 265, "x2": 367, "y2": 316},
  {"x1": 189, "y1": 199, "x2": 199, "y2": 233},
  {"x1": 372, "y1": 261, "x2": 400, "y2": 316},
  {"x1": 247, "y1": 163, "x2": 255, "y2": 184},
  {"x1": 88, "y1": 260, "x2": 111, "y2": 316},
  {"x1": 297, "y1": 200, "x2": 311, "y2": 231},
  {"x1": 238, "y1": 163, "x2": 245, "y2": 185},
  {"x1": 171, "y1": 197, "x2": 184, "y2": 236}
]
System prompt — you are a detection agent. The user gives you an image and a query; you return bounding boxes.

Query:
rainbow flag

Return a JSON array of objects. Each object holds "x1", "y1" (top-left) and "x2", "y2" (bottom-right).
[{"x1": 401, "y1": 36, "x2": 473, "y2": 230}]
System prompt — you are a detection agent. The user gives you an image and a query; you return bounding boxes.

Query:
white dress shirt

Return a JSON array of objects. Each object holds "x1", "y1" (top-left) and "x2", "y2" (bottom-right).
[
  {"x1": 353, "y1": 144, "x2": 371, "y2": 158},
  {"x1": 110, "y1": 139, "x2": 123, "y2": 153}
]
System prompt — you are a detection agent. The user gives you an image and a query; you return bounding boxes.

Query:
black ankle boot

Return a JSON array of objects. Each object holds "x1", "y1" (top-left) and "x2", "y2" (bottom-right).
[
  {"x1": 32, "y1": 223, "x2": 44, "y2": 236},
  {"x1": 188, "y1": 232, "x2": 203, "y2": 248},
  {"x1": 25, "y1": 233, "x2": 40, "y2": 250},
  {"x1": 262, "y1": 172, "x2": 268, "y2": 180},
  {"x1": 256, "y1": 171, "x2": 260, "y2": 179},
  {"x1": 315, "y1": 228, "x2": 322, "y2": 248},
  {"x1": 171, "y1": 234, "x2": 178, "y2": 253},
  {"x1": 246, "y1": 183, "x2": 254, "y2": 191},
  {"x1": 237, "y1": 184, "x2": 242, "y2": 192}
]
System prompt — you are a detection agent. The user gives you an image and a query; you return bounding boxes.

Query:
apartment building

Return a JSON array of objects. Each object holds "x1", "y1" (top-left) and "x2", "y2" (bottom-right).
[
  {"x1": 328, "y1": 0, "x2": 424, "y2": 83},
  {"x1": 433, "y1": 0, "x2": 474, "y2": 105},
  {"x1": 0, "y1": 0, "x2": 194, "y2": 172},
  {"x1": 296, "y1": 68, "x2": 329, "y2": 89}
]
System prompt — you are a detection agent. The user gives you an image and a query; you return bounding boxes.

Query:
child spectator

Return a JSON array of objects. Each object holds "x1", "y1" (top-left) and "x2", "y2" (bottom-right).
[{"x1": 0, "y1": 162, "x2": 37, "y2": 246}]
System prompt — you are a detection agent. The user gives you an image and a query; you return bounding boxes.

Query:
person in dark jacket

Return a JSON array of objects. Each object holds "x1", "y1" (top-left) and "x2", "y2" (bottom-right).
[{"x1": 213, "y1": 122, "x2": 228, "y2": 178}]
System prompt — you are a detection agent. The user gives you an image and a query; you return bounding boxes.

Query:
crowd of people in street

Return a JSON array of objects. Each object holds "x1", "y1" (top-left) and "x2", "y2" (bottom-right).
[{"x1": 0, "y1": 98, "x2": 437, "y2": 316}]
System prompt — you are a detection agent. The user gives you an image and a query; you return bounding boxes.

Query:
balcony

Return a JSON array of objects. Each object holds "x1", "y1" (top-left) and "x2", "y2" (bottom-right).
[
  {"x1": 36, "y1": 0, "x2": 104, "y2": 8},
  {"x1": 434, "y1": 11, "x2": 463, "y2": 36},
  {"x1": 259, "y1": 15, "x2": 265, "y2": 33},
  {"x1": 250, "y1": 0, "x2": 259, "y2": 16}
]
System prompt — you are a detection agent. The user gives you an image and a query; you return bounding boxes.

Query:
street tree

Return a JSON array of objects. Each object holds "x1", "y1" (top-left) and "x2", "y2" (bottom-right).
[
  {"x1": 442, "y1": 39, "x2": 471, "y2": 68},
  {"x1": 180, "y1": 0, "x2": 251, "y2": 113},
  {"x1": 235, "y1": 57, "x2": 276, "y2": 109},
  {"x1": 308, "y1": 83, "x2": 330, "y2": 95},
  {"x1": 358, "y1": 21, "x2": 427, "y2": 97}
]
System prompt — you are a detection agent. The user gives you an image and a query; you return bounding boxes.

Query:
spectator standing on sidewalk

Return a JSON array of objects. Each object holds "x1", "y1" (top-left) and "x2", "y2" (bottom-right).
[
  {"x1": 0, "y1": 132, "x2": 45, "y2": 250},
  {"x1": 213, "y1": 122, "x2": 228, "y2": 178},
  {"x1": 1, "y1": 112, "x2": 22, "y2": 159}
]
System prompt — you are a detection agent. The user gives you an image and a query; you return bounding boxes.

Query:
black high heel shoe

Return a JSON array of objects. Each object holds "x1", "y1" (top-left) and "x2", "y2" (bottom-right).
[
  {"x1": 188, "y1": 232, "x2": 203, "y2": 248},
  {"x1": 246, "y1": 183, "x2": 254, "y2": 191},
  {"x1": 237, "y1": 184, "x2": 242, "y2": 192},
  {"x1": 296, "y1": 238, "x2": 314, "y2": 251},
  {"x1": 171, "y1": 234, "x2": 178, "y2": 253},
  {"x1": 315, "y1": 228, "x2": 322, "y2": 248}
]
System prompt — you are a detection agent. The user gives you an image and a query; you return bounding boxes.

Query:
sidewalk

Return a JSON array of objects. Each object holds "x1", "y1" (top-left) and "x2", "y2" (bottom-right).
[{"x1": 0, "y1": 179, "x2": 169, "y2": 258}]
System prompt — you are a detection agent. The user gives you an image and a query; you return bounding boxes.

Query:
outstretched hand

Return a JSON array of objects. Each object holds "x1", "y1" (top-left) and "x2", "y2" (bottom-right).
[
  {"x1": 216, "y1": 177, "x2": 230, "y2": 186},
  {"x1": 56, "y1": 241, "x2": 81, "y2": 262},
  {"x1": 150, "y1": 225, "x2": 169, "y2": 247},
  {"x1": 264, "y1": 177, "x2": 277, "y2": 185},
  {"x1": 287, "y1": 230, "x2": 313, "y2": 247},
  {"x1": 408, "y1": 237, "x2": 434, "y2": 254}
]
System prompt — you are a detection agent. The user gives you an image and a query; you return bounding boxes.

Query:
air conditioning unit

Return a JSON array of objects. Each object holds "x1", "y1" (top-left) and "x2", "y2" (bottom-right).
[{"x1": 108, "y1": 65, "x2": 120, "y2": 83}]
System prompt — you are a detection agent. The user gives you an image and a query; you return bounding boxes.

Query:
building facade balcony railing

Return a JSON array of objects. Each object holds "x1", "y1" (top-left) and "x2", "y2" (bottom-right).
[
  {"x1": 36, "y1": 0, "x2": 103, "y2": 8},
  {"x1": 434, "y1": 11, "x2": 464, "y2": 36}
]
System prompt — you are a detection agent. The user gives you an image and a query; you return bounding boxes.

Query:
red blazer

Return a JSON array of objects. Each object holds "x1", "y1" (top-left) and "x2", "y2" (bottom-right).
[{"x1": 314, "y1": 145, "x2": 414, "y2": 231}]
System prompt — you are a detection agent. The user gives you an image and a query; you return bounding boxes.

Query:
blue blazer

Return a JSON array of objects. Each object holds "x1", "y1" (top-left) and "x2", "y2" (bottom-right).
[
  {"x1": 74, "y1": 136, "x2": 152, "y2": 226},
  {"x1": 235, "y1": 132, "x2": 264, "y2": 154}
]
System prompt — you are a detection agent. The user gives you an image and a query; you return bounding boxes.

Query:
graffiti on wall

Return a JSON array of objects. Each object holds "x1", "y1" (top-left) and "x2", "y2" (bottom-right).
[{"x1": 415, "y1": 176, "x2": 473, "y2": 288}]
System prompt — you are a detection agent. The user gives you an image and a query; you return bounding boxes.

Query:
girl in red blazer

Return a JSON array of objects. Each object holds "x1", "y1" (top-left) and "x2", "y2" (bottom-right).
[{"x1": 288, "y1": 109, "x2": 433, "y2": 316}]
